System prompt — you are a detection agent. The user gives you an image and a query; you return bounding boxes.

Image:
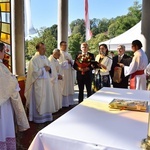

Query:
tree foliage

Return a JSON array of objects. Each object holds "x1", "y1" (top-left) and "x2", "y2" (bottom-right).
[
  {"x1": 70, "y1": 19, "x2": 85, "y2": 36},
  {"x1": 49, "y1": 24, "x2": 57, "y2": 40},
  {"x1": 108, "y1": 0, "x2": 141, "y2": 38},
  {"x1": 68, "y1": 33, "x2": 84, "y2": 59},
  {"x1": 88, "y1": 33, "x2": 109, "y2": 56},
  {"x1": 25, "y1": 27, "x2": 57, "y2": 60},
  {"x1": 25, "y1": 1, "x2": 142, "y2": 60}
]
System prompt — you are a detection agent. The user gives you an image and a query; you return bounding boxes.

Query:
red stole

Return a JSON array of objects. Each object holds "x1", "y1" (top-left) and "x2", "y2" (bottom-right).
[{"x1": 130, "y1": 70, "x2": 144, "y2": 89}]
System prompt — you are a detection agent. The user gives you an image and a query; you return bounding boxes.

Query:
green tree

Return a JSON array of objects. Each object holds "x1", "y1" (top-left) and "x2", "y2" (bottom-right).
[
  {"x1": 49, "y1": 24, "x2": 57, "y2": 40},
  {"x1": 128, "y1": 0, "x2": 142, "y2": 21},
  {"x1": 88, "y1": 33, "x2": 109, "y2": 55},
  {"x1": 98, "y1": 18, "x2": 110, "y2": 34},
  {"x1": 68, "y1": 33, "x2": 84, "y2": 59},
  {"x1": 25, "y1": 0, "x2": 142, "y2": 61},
  {"x1": 90, "y1": 18, "x2": 100, "y2": 37},
  {"x1": 25, "y1": 27, "x2": 57, "y2": 60},
  {"x1": 108, "y1": 1, "x2": 141, "y2": 38},
  {"x1": 25, "y1": 36, "x2": 43, "y2": 61},
  {"x1": 40, "y1": 27, "x2": 57, "y2": 56},
  {"x1": 70, "y1": 19, "x2": 85, "y2": 35}
]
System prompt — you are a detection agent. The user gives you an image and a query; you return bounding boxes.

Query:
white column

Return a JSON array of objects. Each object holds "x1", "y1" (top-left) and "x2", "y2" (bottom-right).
[
  {"x1": 12, "y1": 0, "x2": 25, "y2": 76},
  {"x1": 141, "y1": 0, "x2": 150, "y2": 61},
  {"x1": 142, "y1": 1, "x2": 150, "y2": 144},
  {"x1": 11, "y1": 0, "x2": 16, "y2": 75},
  {"x1": 58, "y1": 0, "x2": 68, "y2": 48}
]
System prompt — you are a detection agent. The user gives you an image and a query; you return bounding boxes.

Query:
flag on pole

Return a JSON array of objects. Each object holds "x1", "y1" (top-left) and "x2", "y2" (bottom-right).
[
  {"x1": 24, "y1": 0, "x2": 37, "y2": 38},
  {"x1": 84, "y1": 0, "x2": 92, "y2": 41}
]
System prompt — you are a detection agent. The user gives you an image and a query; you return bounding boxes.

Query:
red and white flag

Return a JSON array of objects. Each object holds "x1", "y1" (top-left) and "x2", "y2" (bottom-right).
[{"x1": 84, "y1": 0, "x2": 92, "y2": 41}]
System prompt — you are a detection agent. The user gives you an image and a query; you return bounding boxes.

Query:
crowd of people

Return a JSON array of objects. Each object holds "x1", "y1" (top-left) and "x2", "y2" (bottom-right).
[{"x1": 0, "y1": 39, "x2": 149, "y2": 149}]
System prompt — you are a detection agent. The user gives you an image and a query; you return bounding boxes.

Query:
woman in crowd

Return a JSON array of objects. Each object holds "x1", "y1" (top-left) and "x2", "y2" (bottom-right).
[{"x1": 92, "y1": 44, "x2": 112, "y2": 93}]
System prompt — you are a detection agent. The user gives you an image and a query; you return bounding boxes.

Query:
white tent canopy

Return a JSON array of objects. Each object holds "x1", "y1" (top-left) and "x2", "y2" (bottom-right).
[{"x1": 99, "y1": 21, "x2": 145, "y2": 51}]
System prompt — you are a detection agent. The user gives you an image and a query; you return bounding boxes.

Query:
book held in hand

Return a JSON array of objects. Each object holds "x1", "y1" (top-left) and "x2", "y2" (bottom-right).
[
  {"x1": 90, "y1": 60, "x2": 99, "y2": 68},
  {"x1": 109, "y1": 99, "x2": 148, "y2": 112}
]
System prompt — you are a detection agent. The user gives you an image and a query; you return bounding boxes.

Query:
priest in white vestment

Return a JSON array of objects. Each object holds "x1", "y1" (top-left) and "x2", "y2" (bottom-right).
[
  {"x1": 58, "y1": 41, "x2": 75, "y2": 107},
  {"x1": 48, "y1": 49, "x2": 63, "y2": 111},
  {"x1": 0, "y1": 43, "x2": 29, "y2": 150},
  {"x1": 119, "y1": 40, "x2": 148, "y2": 90},
  {"x1": 25, "y1": 42, "x2": 56, "y2": 123}
]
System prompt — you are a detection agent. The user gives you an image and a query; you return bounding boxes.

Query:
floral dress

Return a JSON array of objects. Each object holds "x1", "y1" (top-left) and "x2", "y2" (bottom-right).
[{"x1": 92, "y1": 54, "x2": 112, "y2": 93}]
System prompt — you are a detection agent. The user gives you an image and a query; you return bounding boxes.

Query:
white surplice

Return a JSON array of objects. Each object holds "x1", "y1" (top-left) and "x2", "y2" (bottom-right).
[
  {"x1": 124, "y1": 49, "x2": 148, "y2": 90},
  {"x1": 25, "y1": 52, "x2": 56, "y2": 123},
  {"x1": 48, "y1": 55, "x2": 62, "y2": 111},
  {"x1": 59, "y1": 50, "x2": 74, "y2": 107},
  {"x1": 0, "y1": 60, "x2": 29, "y2": 150},
  {"x1": 0, "y1": 99, "x2": 16, "y2": 150}
]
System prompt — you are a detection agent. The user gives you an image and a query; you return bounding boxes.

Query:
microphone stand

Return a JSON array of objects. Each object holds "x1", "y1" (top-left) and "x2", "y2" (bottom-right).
[
  {"x1": 100, "y1": 52, "x2": 113, "y2": 60},
  {"x1": 106, "y1": 55, "x2": 113, "y2": 60}
]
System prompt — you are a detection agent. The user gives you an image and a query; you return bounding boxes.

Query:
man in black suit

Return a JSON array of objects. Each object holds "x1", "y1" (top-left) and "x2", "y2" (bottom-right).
[
  {"x1": 73, "y1": 42, "x2": 95, "y2": 103},
  {"x1": 110, "y1": 45, "x2": 132, "y2": 88}
]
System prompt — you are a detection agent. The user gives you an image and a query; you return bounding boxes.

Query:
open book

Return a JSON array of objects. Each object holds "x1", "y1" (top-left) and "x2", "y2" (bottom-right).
[
  {"x1": 90, "y1": 60, "x2": 99, "y2": 68},
  {"x1": 109, "y1": 99, "x2": 148, "y2": 112}
]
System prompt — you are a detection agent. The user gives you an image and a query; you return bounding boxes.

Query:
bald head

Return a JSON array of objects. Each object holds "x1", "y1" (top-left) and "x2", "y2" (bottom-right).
[{"x1": 53, "y1": 48, "x2": 60, "y2": 59}]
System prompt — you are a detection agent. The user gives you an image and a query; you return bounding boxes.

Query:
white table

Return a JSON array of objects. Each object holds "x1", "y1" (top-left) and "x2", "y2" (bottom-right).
[
  {"x1": 89, "y1": 87, "x2": 150, "y2": 103},
  {"x1": 28, "y1": 88, "x2": 150, "y2": 150}
]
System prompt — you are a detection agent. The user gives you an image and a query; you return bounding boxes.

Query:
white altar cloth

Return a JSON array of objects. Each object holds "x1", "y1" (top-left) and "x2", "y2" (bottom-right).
[
  {"x1": 28, "y1": 88, "x2": 149, "y2": 150},
  {"x1": 89, "y1": 87, "x2": 150, "y2": 103}
]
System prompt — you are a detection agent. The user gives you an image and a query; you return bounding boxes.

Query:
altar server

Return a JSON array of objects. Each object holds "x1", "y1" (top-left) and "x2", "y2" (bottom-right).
[{"x1": 119, "y1": 40, "x2": 148, "y2": 90}]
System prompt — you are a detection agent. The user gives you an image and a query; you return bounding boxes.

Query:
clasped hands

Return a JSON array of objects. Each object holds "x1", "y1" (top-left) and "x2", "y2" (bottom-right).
[
  {"x1": 58, "y1": 74, "x2": 63, "y2": 80},
  {"x1": 66, "y1": 59, "x2": 72, "y2": 65},
  {"x1": 44, "y1": 66, "x2": 51, "y2": 71}
]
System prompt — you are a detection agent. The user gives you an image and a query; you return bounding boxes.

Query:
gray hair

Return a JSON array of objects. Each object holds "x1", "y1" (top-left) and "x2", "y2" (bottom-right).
[
  {"x1": 53, "y1": 48, "x2": 60, "y2": 54},
  {"x1": 118, "y1": 45, "x2": 125, "y2": 50}
]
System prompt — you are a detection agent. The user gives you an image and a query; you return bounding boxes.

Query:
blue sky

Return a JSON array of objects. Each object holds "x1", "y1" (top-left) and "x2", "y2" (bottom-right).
[{"x1": 30, "y1": 0, "x2": 142, "y2": 29}]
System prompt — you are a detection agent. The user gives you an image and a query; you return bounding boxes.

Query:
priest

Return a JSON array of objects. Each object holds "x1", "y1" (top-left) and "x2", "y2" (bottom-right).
[
  {"x1": 0, "y1": 42, "x2": 29, "y2": 149},
  {"x1": 48, "y1": 48, "x2": 63, "y2": 111},
  {"x1": 25, "y1": 42, "x2": 56, "y2": 123},
  {"x1": 58, "y1": 41, "x2": 75, "y2": 107}
]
